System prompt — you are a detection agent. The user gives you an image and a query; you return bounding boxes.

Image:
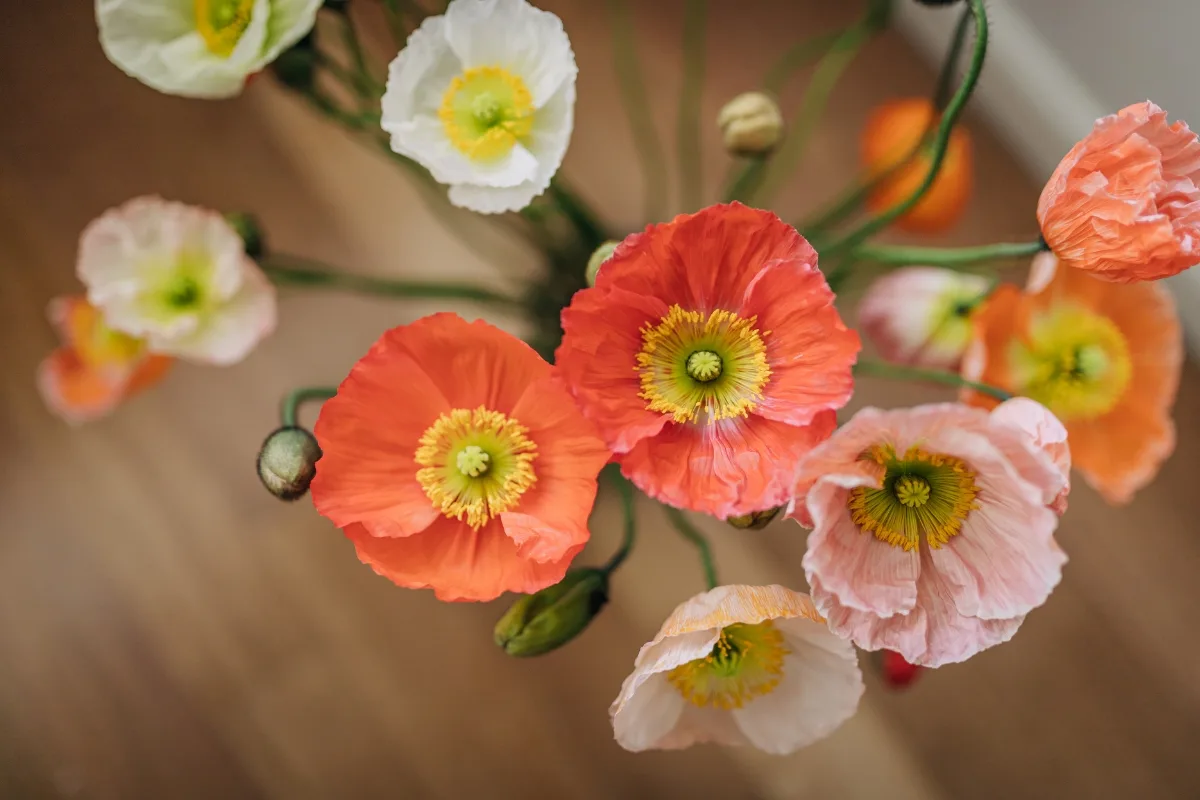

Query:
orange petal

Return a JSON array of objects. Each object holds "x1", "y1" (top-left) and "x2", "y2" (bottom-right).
[{"x1": 37, "y1": 347, "x2": 125, "y2": 424}]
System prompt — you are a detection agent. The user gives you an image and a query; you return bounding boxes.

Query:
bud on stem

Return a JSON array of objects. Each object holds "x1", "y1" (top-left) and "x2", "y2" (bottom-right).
[
  {"x1": 257, "y1": 426, "x2": 322, "y2": 501},
  {"x1": 494, "y1": 568, "x2": 609, "y2": 657}
]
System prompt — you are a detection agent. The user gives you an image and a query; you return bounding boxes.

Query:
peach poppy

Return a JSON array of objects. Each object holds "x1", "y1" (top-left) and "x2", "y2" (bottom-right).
[
  {"x1": 963, "y1": 257, "x2": 1182, "y2": 504},
  {"x1": 791, "y1": 399, "x2": 1070, "y2": 667},
  {"x1": 1038, "y1": 101, "x2": 1200, "y2": 282},
  {"x1": 556, "y1": 203, "x2": 859, "y2": 519},
  {"x1": 858, "y1": 267, "x2": 991, "y2": 369},
  {"x1": 862, "y1": 97, "x2": 972, "y2": 234},
  {"x1": 310, "y1": 313, "x2": 611, "y2": 602},
  {"x1": 610, "y1": 585, "x2": 862, "y2": 754},
  {"x1": 38, "y1": 296, "x2": 172, "y2": 424}
]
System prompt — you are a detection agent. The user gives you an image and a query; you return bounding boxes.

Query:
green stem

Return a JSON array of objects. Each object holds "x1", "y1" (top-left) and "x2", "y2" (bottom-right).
[
  {"x1": 549, "y1": 178, "x2": 611, "y2": 249},
  {"x1": 855, "y1": 360, "x2": 1011, "y2": 401},
  {"x1": 603, "y1": 469, "x2": 638, "y2": 575},
  {"x1": 677, "y1": 0, "x2": 708, "y2": 212},
  {"x1": 608, "y1": 0, "x2": 668, "y2": 223},
  {"x1": 762, "y1": 30, "x2": 843, "y2": 95},
  {"x1": 380, "y1": 0, "x2": 409, "y2": 43},
  {"x1": 281, "y1": 386, "x2": 337, "y2": 427},
  {"x1": 820, "y1": 0, "x2": 988, "y2": 259},
  {"x1": 851, "y1": 240, "x2": 1046, "y2": 269},
  {"x1": 932, "y1": 6, "x2": 973, "y2": 111},
  {"x1": 261, "y1": 255, "x2": 523, "y2": 308},
  {"x1": 665, "y1": 507, "x2": 719, "y2": 590}
]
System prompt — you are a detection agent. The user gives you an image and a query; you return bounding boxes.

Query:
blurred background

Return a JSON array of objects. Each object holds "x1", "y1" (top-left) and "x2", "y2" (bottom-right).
[{"x1": 1, "y1": 1, "x2": 1198, "y2": 797}]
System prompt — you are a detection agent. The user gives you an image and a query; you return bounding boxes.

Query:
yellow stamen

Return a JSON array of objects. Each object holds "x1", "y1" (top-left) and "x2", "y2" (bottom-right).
[
  {"x1": 439, "y1": 66, "x2": 534, "y2": 162},
  {"x1": 1009, "y1": 304, "x2": 1131, "y2": 421},
  {"x1": 194, "y1": 0, "x2": 255, "y2": 58},
  {"x1": 667, "y1": 621, "x2": 789, "y2": 710},
  {"x1": 415, "y1": 406, "x2": 537, "y2": 529},
  {"x1": 847, "y1": 445, "x2": 979, "y2": 550},
  {"x1": 637, "y1": 305, "x2": 771, "y2": 424}
]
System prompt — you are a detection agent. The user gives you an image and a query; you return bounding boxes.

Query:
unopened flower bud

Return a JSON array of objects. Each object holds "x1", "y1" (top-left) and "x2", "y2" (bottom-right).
[
  {"x1": 717, "y1": 92, "x2": 784, "y2": 157},
  {"x1": 880, "y1": 650, "x2": 922, "y2": 689},
  {"x1": 494, "y1": 568, "x2": 608, "y2": 657},
  {"x1": 725, "y1": 506, "x2": 783, "y2": 530},
  {"x1": 257, "y1": 426, "x2": 321, "y2": 501},
  {"x1": 586, "y1": 240, "x2": 620, "y2": 286},
  {"x1": 225, "y1": 212, "x2": 266, "y2": 259}
]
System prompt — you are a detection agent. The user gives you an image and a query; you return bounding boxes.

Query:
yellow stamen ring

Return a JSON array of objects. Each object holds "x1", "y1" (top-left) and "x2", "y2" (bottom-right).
[
  {"x1": 637, "y1": 305, "x2": 772, "y2": 424},
  {"x1": 194, "y1": 0, "x2": 255, "y2": 58},
  {"x1": 439, "y1": 66, "x2": 535, "y2": 162},
  {"x1": 415, "y1": 406, "x2": 537, "y2": 529},
  {"x1": 667, "y1": 621, "x2": 789, "y2": 709},
  {"x1": 847, "y1": 445, "x2": 979, "y2": 550}
]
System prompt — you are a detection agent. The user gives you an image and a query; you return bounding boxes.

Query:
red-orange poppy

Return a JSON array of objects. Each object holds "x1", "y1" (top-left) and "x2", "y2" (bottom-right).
[
  {"x1": 556, "y1": 203, "x2": 859, "y2": 518},
  {"x1": 310, "y1": 313, "x2": 611, "y2": 602}
]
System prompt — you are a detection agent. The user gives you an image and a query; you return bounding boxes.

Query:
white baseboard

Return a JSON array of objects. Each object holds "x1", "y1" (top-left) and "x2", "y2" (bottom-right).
[{"x1": 895, "y1": 0, "x2": 1200, "y2": 355}]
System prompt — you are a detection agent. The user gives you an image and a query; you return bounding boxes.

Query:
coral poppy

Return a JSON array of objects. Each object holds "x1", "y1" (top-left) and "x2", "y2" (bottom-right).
[
  {"x1": 310, "y1": 313, "x2": 611, "y2": 602},
  {"x1": 791, "y1": 399, "x2": 1070, "y2": 667},
  {"x1": 963, "y1": 257, "x2": 1182, "y2": 504},
  {"x1": 38, "y1": 296, "x2": 172, "y2": 424},
  {"x1": 858, "y1": 266, "x2": 991, "y2": 370},
  {"x1": 556, "y1": 203, "x2": 859, "y2": 519},
  {"x1": 610, "y1": 585, "x2": 862, "y2": 754},
  {"x1": 862, "y1": 97, "x2": 972, "y2": 233},
  {"x1": 1038, "y1": 101, "x2": 1200, "y2": 282}
]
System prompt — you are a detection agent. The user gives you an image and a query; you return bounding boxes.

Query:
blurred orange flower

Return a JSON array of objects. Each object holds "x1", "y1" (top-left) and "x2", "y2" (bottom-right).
[
  {"x1": 963, "y1": 259, "x2": 1182, "y2": 504},
  {"x1": 38, "y1": 296, "x2": 172, "y2": 424},
  {"x1": 1038, "y1": 101, "x2": 1200, "y2": 283},
  {"x1": 556, "y1": 204, "x2": 858, "y2": 519},
  {"x1": 861, "y1": 97, "x2": 972, "y2": 233},
  {"x1": 310, "y1": 313, "x2": 611, "y2": 602}
]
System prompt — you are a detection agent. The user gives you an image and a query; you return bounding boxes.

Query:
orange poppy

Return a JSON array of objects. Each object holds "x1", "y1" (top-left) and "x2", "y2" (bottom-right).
[
  {"x1": 861, "y1": 97, "x2": 972, "y2": 233},
  {"x1": 556, "y1": 203, "x2": 858, "y2": 518},
  {"x1": 38, "y1": 296, "x2": 172, "y2": 424},
  {"x1": 1038, "y1": 101, "x2": 1200, "y2": 282},
  {"x1": 963, "y1": 259, "x2": 1182, "y2": 504},
  {"x1": 310, "y1": 313, "x2": 611, "y2": 602}
]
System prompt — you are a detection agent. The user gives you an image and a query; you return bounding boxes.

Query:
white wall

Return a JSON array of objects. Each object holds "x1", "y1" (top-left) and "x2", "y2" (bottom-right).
[{"x1": 895, "y1": 0, "x2": 1200, "y2": 352}]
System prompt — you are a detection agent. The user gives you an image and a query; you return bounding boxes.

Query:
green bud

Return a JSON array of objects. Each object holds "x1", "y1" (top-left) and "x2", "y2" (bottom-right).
[
  {"x1": 494, "y1": 568, "x2": 608, "y2": 657},
  {"x1": 225, "y1": 212, "x2": 265, "y2": 260},
  {"x1": 725, "y1": 505, "x2": 783, "y2": 530},
  {"x1": 585, "y1": 240, "x2": 620, "y2": 286},
  {"x1": 257, "y1": 426, "x2": 322, "y2": 501}
]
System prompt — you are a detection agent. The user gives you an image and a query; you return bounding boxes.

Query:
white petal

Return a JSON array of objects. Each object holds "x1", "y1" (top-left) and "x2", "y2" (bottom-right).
[
  {"x1": 611, "y1": 673, "x2": 688, "y2": 752},
  {"x1": 443, "y1": 0, "x2": 576, "y2": 105},
  {"x1": 380, "y1": 16, "x2": 462, "y2": 123},
  {"x1": 258, "y1": 0, "x2": 323, "y2": 66},
  {"x1": 390, "y1": 117, "x2": 539, "y2": 189},
  {"x1": 731, "y1": 618, "x2": 863, "y2": 755}
]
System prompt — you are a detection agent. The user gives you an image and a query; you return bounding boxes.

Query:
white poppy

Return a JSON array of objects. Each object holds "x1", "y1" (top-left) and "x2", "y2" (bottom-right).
[
  {"x1": 78, "y1": 196, "x2": 277, "y2": 365},
  {"x1": 380, "y1": 0, "x2": 577, "y2": 214},
  {"x1": 611, "y1": 585, "x2": 863, "y2": 754},
  {"x1": 96, "y1": 0, "x2": 322, "y2": 99}
]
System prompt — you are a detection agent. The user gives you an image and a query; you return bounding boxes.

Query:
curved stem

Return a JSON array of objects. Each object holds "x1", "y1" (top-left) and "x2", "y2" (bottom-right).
[
  {"x1": 603, "y1": 469, "x2": 638, "y2": 575},
  {"x1": 852, "y1": 240, "x2": 1046, "y2": 269},
  {"x1": 855, "y1": 360, "x2": 1011, "y2": 401},
  {"x1": 677, "y1": 0, "x2": 708, "y2": 212},
  {"x1": 608, "y1": 0, "x2": 668, "y2": 224},
  {"x1": 548, "y1": 178, "x2": 610, "y2": 249},
  {"x1": 665, "y1": 507, "x2": 719, "y2": 590},
  {"x1": 821, "y1": 0, "x2": 988, "y2": 259},
  {"x1": 261, "y1": 255, "x2": 524, "y2": 309},
  {"x1": 932, "y1": 6, "x2": 973, "y2": 111},
  {"x1": 762, "y1": 30, "x2": 843, "y2": 95},
  {"x1": 281, "y1": 386, "x2": 337, "y2": 427}
]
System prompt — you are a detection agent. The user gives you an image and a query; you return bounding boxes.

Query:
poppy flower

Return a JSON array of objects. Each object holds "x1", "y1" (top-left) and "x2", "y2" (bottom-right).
[
  {"x1": 610, "y1": 585, "x2": 862, "y2": 754},
  {"x1": 861, "y1": 97, "x2": 972, "y2": 233},
  {"x1": 791, "y1": 399, "x2": 1070, "y2": 667},
  {"x1": 310, "y1": 313, "x2": 611, "y2": 602},
  {"x1": 38, "y1": 296, "x2": 172, "y2": 424},
  {"x1": 556, "y1": 203, "x2": 859, "y2": 519},
  {"x1": 1038, "y1": 101, "x2": 1200, "y2": 282},
  {"x1": 963, "y1": 256, "x2": 1182, "y2": 503}
]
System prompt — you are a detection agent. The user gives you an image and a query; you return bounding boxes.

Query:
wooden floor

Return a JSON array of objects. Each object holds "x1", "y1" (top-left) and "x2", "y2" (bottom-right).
[{"x1": 1, "y1": 1, "x2": 1198, "y2": 797}]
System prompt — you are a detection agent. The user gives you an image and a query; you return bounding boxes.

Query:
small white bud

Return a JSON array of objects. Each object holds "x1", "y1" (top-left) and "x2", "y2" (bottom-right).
[{"x1": 717, "y1": 92, "x2": 784, "y2": 157}]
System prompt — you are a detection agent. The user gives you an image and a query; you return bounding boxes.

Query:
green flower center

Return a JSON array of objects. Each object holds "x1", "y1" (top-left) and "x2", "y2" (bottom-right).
[
  {"x1": 667, "y1": 621, "x2": 788, "y2": 709},
  {"x1": 685, "y1": 350, "x2": 723, "y2": 382},
  {"x1": 194, "y1": 0, "x2": 255, "y2": 58}
]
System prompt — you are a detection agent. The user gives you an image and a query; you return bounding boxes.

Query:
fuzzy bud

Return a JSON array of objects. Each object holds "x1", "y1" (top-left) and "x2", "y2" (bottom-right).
[
  {"x1": 494, "y1": 568, "x2": 608, "y2": 657},
  {"x1": 586, "y1": 240, "x2": 620, "y2": 287},
  {"x1": 717, "y1": 92, "x2": 784, "y2": 157},
  {"x1": 725, "y1": 506, "x2": 783, "y2": 530},
  {"x1": 257, "y1": 426, "x2": 321, "y2": 501}
]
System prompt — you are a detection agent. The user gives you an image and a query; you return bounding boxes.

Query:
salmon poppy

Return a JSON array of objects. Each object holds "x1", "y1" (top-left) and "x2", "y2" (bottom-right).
[
  {"x1": 556, "y1": 203, "x2": 859, "y2": 519},
  {"x1": 1038, "y1": 101, "x2": 1200, "y2": 282},
  {"x1": 963, "y1": 257, "x2": 1182, "y2": 503},
  {"x1": 38, "y1": 296, "x2": 172, "y2": 424},
  {"x1": 310, "y1": 313, "x2": 611, "y2": 602}
]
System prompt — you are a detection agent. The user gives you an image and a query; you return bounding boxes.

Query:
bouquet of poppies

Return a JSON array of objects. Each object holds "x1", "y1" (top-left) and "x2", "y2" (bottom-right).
[{"x1": 56, "y1": 0, "x2": 1191, "y2": 755}]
